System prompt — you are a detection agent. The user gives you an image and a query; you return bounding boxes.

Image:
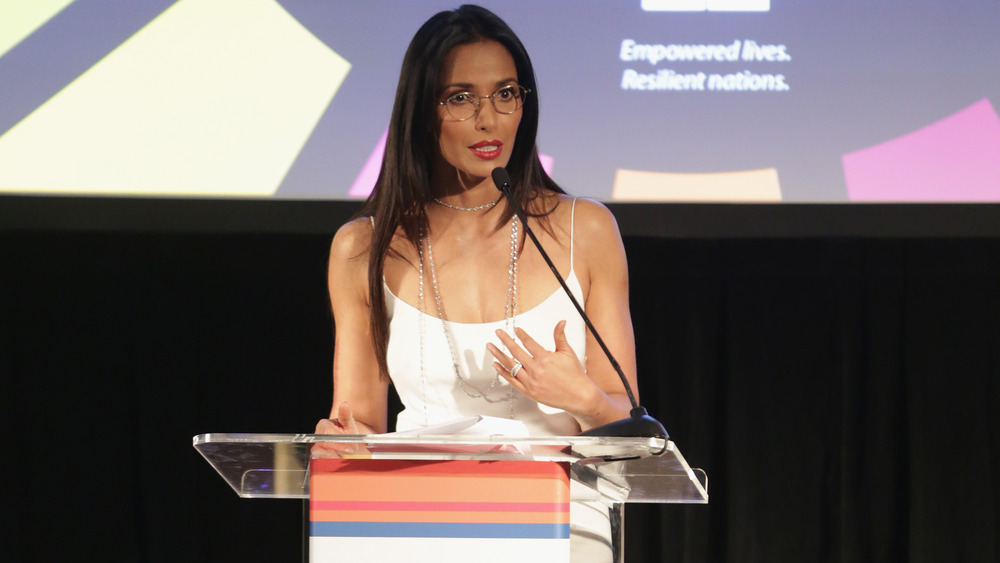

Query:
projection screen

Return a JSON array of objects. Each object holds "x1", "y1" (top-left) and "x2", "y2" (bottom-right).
[{"x1": 1, "y1": 0, "x2": 999, "y2": 233}]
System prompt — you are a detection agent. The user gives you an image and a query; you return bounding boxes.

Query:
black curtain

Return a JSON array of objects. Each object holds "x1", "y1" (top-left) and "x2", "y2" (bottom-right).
[{"x1": 3, "y1": 231, "x2": 997, "y2": 562}]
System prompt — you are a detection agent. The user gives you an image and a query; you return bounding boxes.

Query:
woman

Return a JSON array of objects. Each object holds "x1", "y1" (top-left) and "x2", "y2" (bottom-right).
[
  {"x1": 316, "y1": 5, "x2": 637, "y2": 559},
  {"x1": 317, "y1": 3, "x2": 637, "y2": 439}
]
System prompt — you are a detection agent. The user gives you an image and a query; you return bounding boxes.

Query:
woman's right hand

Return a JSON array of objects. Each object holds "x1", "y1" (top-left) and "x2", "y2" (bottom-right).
[
  {"x1": 316, "y1": 401, "x2": 363, "y2": 434},
  {"x1": 312, "y1": 402, "x2": 371, "y2": 457}
]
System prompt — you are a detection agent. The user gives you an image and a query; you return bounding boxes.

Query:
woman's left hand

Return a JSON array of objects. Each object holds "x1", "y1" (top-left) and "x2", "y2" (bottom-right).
[{"x1": 487, "y1": 320, "x2": 600, "y2": 416}]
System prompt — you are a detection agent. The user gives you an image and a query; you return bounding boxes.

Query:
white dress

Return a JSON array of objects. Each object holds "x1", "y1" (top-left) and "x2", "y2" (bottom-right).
[{"x1": 383, "y1": 200, "x2": 614, "y2": 562}]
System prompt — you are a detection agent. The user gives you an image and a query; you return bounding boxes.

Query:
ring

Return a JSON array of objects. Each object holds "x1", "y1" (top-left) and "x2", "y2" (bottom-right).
[{"x1": 509, "y1": 362, "x2": 522, "y2": 378}]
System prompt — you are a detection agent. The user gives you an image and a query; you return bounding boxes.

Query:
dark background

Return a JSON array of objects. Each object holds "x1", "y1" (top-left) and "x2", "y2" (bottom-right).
[{"x1": 3, "y1": 202, "x2": 998, "y2": 562}]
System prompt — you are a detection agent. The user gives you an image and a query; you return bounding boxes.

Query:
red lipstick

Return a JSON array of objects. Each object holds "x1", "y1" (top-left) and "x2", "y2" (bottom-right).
[{"x1": 469, "y1": 140, "x2": 503, "y2": 159}]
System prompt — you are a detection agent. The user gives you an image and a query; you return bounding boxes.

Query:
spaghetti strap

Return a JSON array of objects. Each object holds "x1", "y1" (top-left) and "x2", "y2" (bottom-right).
[{"x1": 569, "y1": 198, "x2": 577, "y2": 274}]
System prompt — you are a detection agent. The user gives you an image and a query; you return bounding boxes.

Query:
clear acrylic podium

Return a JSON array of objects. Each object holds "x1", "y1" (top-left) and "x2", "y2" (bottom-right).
[{"x1": 193, "y1": 433, "x2": 707, "y2": 562}]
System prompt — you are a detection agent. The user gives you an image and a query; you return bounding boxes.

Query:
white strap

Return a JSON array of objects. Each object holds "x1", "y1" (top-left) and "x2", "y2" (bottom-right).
[{"x1": 569, "y1": 197, "x2": 577, "y2": 273}]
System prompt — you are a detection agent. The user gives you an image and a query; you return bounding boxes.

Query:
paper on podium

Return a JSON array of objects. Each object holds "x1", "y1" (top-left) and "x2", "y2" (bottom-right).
[
  {"x1": 386, "y1": 415, "x2": 529, "y2": 437},
  {"x1": 373, "y1": 416, "x2": 534, "y2": 455}
]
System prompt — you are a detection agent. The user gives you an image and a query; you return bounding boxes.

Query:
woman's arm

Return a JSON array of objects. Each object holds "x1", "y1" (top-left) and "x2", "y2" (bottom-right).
[
  {"x1": 572, "y1": 198, "x2": 638, "y2": 428},
  {"x1": 315, "y1": 218, "x2": 389, "y2": 436}
]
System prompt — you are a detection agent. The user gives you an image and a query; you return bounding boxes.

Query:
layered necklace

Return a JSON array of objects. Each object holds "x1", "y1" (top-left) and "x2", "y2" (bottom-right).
[{"x1": 417, "y1": 210, "x2": 519, "y2": 422}]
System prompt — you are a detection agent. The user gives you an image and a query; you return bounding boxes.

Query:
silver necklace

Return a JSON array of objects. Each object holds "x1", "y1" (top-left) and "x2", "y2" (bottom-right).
[
  {"x1": 433, "y1": 195, "x2": 502, "y2": 212},
  {"x1": 417, "y1": 214, "x2": 519, "y2": 420}
]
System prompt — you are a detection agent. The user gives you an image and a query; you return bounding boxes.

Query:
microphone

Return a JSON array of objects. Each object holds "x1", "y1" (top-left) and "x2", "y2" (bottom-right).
[{"x1": 491, "y1": 167, "x2": 668, "y2": 440}]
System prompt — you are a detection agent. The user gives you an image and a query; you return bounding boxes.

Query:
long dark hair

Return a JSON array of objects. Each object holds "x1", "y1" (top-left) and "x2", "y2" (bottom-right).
[{"x1": 356, "y1": 4, "x2": 564, "y2": 381}]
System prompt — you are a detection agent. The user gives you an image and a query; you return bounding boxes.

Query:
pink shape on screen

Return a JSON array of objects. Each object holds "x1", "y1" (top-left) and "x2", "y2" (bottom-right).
[
  {"x1": 539, "y1": 153, "x2": 554, "y2": 176},
  {"x1": 349, "y1": 129, "x2": 556, "y2": 198},
  {"x1": 842, "y1": 98, "x2": 1000, "y2": 201},
  {"x1": 348, "y1": 130, "x2": 388, "y2": 197}
]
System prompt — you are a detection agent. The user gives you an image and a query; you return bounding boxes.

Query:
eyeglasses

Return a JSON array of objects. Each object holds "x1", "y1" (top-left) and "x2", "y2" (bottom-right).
[{"x1": 438, "y1": 84, "x2": 530, "y2": 121}]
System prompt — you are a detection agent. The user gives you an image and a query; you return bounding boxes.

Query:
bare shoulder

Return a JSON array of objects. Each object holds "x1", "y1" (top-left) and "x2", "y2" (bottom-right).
[
  {"x1": 329, "y1": 217, "x2": 374, "y2": 264},
  {"x1": 567, "y1": 197, "x2": 622, "y2": 240},
  {"x1": 566, "y1": 197, "x2": 627, "y2": 285},
  {"x1": 533, "y1": 192, "x2": 614, "y2": 226},
  {"x1": 327, "y1": 218, "x2": 376, "y2": 307}
]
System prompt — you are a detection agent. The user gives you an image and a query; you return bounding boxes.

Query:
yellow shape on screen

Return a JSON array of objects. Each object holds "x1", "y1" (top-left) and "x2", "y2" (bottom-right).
[
  {"x1": 612, "y1": 168, "x2": 782, "y2": 202},
  {"x1": 0, "y1": 0, "x2": 75, "y2": 58},
  {"x1": 0, "y1": 0, "x2": 350, "y2": 196}
]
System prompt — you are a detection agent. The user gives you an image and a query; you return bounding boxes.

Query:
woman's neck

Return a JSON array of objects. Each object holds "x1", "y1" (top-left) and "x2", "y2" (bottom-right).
[
  {"x1": 430, "y1": 180, "x2": 500, "y2": 210},
  {"x1": 423, "y1": 196, "x2": 510, "y2": 239}
]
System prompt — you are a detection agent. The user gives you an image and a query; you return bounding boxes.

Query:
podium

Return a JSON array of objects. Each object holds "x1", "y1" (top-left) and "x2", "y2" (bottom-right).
[{"x1": 194, "y1": 433, "x2": 707, "y2": 562}]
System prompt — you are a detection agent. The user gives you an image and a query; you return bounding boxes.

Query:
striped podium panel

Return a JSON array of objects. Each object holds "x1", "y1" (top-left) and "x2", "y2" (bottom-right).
[{"x1": 310, "y1": 459, "x2": 570, "y2": 563}]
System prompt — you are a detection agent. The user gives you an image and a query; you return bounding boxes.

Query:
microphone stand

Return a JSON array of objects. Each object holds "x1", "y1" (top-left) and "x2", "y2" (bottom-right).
[{"x1": 491, "y1": 167, "x2": 668, "y2": 440}]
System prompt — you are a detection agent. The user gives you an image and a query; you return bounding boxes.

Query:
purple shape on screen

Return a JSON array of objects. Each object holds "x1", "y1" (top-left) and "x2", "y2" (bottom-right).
[
  {"x1": 843, "y1": 98, "x2": 1000, "y2": 202},
  {"x1": 349, "y1": 131, "x2": 556, "y2": 198}
]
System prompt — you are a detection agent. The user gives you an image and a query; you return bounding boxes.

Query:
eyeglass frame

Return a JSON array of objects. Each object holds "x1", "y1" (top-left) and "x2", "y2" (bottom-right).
[{"x1": 437, "y1": 84, "x2": 531, "y2": 121}]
